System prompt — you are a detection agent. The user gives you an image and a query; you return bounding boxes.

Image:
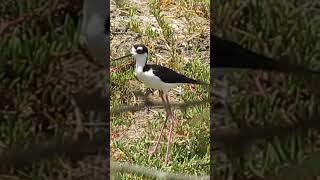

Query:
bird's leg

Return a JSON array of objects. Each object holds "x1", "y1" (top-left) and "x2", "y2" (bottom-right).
[
  {"x1": 164, "y1": 93, "x2": 177, "y2": 165},
  {"x1": 159, "y1": 91, "x2": 171, "y2": 117},
  {"x1": 253, "y1": 71, "x2": 266, "y2": 96},
  {"x1": 149, "y1": 91, "x2": 170, "y2": 155}
]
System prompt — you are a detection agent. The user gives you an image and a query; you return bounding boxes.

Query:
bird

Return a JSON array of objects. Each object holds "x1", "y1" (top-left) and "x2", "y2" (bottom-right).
[
  {"x1": 211, "y1": 34, "x2": 320, "y2": 97},
  {"x1": 116, "y1": 44, "x2": 208, "y2": 165},
  {"x1": 80, "y1": 0, "x2": 108, "y2": 67},
  {"x1": 212, "y1": 34, "x2": 320, "y2": 76}
]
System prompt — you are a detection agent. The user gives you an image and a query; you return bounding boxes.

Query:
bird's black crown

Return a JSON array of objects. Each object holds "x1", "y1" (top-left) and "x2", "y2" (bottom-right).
[{"x1": 133, "y1": 44, "x2": 148, "y2": 54}]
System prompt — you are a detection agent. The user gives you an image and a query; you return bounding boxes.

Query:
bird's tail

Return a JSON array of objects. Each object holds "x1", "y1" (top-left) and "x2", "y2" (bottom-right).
[{"x1": 193, "y1": 80, "x2": 211, "y2": 89}]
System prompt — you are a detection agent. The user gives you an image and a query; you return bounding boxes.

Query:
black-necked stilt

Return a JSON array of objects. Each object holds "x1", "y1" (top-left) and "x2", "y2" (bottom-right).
[
  {"x1": 115, "y1": 44, "x2": 207, "y2": 164},
  {"x1": 212, "y1": 35, "x2": 320, "y2": 76},
  {"x1": 80, "y1": 0, "x2": 108, "y2": 67}
]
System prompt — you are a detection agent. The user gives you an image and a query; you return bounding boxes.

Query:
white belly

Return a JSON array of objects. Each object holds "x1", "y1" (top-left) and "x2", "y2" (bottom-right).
[{"x1": 136, "y1": 70, "x2": 179, "y2": 93}]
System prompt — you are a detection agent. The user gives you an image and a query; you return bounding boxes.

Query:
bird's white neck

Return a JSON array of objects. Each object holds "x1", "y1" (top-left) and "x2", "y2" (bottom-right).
[{"x1": 134, "y1": 53, "x2": 148, "y2": 74}]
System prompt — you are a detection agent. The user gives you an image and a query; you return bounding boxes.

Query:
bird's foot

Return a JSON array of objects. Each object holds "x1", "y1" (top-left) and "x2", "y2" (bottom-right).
[
  {"x1": 253, "y1": 72, "x2": 266, "y2": 97},
  {"x1": 148, "y1": 146, "x2": 158, "y2": 156},
  {"x1": 164, "y1": 155, "x2": 170, "y2": 166}
]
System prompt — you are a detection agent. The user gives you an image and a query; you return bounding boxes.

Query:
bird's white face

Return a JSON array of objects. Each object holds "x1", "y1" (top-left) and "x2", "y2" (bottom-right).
[
  {"x1": 131, "y1": 46, "x2": 138, "y2": 55},
  {"x1": 131, "y1": 45, "x2": 148, "y2": 65}
]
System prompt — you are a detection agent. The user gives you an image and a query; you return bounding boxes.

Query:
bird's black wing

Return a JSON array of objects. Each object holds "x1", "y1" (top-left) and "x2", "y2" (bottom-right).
[
  {"x1": 144, "y1": 65, "x2": 201, "y2": 84},
  {"x1": 212, "y1": 34, "x2": 320, "y2": 75}
]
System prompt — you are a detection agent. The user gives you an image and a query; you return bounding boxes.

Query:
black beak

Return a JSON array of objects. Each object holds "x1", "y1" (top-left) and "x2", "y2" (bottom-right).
[{"x1": 112, "y1": 54, "x2": 132, "y2": 61}]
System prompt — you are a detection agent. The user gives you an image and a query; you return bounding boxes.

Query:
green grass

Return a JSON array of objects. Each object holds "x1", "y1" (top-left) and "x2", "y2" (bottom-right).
[
  {"x1": 111, "y1": 0, "x2": 210, "y2": 179},
  {"x1": 213, "y1": 0, "x2": 320, "y2": 179},
  {"x1": 0, "y1": 0, "x2": 108, "y2": 179}
]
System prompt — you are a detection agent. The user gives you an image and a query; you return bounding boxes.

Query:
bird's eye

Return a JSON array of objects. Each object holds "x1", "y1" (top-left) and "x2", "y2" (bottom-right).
[{"x1": 136, "y1": 49, "x2": 143, "y2": 54}]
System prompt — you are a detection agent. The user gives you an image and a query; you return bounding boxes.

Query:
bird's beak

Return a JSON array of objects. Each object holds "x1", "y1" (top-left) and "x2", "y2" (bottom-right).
[{"x1": 112, "y1": 54, "x2": 132, "y2": 61}]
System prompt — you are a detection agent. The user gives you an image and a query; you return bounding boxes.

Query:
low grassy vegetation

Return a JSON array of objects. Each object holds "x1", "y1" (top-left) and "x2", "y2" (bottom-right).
[
  {"x1": 0, "y1": 0, "x2": 108, "y2": 179},
  {"x1": 214, "y1": 0, "x2": 320, "y2": 179}
]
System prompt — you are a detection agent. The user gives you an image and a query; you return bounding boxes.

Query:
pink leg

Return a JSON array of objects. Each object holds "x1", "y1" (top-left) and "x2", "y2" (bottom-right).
[
  {"x1": 254, "y1": 72, "x2": 266, "y2": 96},
  {"x1": 149, "y1": 91, "x2": 171, "y2": 155},
  {"x1": 164, "y1": 94, "x2": 177, "y2": 165}
]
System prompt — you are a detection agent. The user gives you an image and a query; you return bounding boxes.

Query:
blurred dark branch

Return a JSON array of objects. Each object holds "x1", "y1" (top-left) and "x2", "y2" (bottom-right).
[
  {"x1": 213, "y1": 111, "x2": 320, "y2": 151},
  {"x1": 0, "y1": 131, "x2": 106, "y2": 172},
  {"x1": 0, "y1": 105, "x2": 319, "y2": 172},
  {"x1": 111, "y1": 99, "x2": 209, "y2": 115},
  {"x1": 0, "y1": 98, "x2": 209, "y2": 173}
]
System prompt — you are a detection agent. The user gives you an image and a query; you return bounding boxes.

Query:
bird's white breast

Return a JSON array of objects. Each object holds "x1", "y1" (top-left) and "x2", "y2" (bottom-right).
[{"x1": 135, "y1": 68, "x2": 179, "y2": 93}]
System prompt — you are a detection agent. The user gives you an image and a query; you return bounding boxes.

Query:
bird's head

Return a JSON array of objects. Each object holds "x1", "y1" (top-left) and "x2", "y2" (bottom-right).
[{"x1": 131, "y1": 44, "x2": 148, "y2": 64}]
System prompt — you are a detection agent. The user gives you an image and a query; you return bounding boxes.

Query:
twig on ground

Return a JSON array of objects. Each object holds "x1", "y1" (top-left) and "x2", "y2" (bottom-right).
[{"x1": 111, "y1": 161, "x2": 210, "y2": 180}]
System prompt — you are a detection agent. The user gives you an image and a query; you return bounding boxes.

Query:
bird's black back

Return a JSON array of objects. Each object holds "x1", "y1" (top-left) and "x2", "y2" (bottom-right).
[
  {"x1": 143, "y1": 64, "x2": 201, "y2": 84},
  {"x1": 212, "y1": 35, "x2": 320, "y2": 75}
]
